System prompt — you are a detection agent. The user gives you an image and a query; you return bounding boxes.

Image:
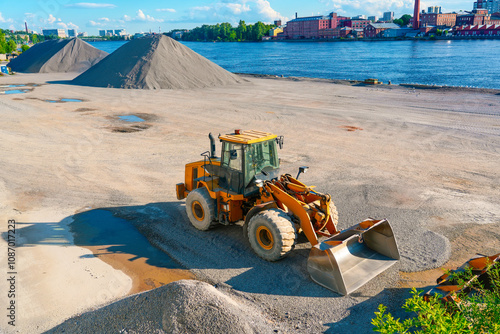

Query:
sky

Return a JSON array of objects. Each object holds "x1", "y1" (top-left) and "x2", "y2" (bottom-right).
[{"x1": 0, "y1": 0, "x2": 475, "y2": 35}]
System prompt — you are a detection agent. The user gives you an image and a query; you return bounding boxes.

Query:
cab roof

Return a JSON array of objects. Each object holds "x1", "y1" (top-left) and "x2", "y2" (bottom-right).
[{"x1": 219, "y1": 130, "x2": 277, "y2": 145}]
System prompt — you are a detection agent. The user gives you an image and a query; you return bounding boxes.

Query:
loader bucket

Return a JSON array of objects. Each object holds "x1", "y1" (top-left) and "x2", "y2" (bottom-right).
[{"x1": 307, "y1": 219, "x2": 399, "y2": 295}]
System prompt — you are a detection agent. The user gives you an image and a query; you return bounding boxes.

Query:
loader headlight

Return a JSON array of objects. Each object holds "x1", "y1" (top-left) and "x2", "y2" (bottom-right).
[{"x1": 255, "y1": 179, "x2": 264, "y2": 188}]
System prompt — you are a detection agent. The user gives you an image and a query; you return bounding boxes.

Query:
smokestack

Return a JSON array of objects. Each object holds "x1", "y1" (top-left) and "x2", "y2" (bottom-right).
[
  {"x1": 25, "y1": 22, "x2": 28, "y2": 33},
  {"x1": 295, "y1": 12, "x2": 298, "y2": 19},
  {"x1": 413, "y1": 0, "x2": 420, "y2": 29}
]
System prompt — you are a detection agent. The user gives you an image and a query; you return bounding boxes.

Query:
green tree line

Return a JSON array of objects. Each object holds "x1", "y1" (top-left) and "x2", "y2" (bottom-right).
[
  {"x1": 393, "y1": 14, "x2": 412, "y2": 27},
  {"x1": 0, "y1": 29, "x2": 43, "y2": 53},
  {"x1": 178, "y1": 20, "x2": 276, "y2": 42}
]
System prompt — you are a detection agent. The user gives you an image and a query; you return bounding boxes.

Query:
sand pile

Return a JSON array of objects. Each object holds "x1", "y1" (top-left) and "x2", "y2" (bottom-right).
[
  {"x1": 7, "y1": 38, "x2": 108, "y2": 73},
  {"x1": 71, "y1": 34, "x2": 244, "y2": 89},
  {"x1": 46, "y1": 280, "x2": 277, "y2": 333}
]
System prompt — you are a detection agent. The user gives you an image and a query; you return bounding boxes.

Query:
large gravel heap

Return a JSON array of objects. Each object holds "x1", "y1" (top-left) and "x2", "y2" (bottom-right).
[
  {"x1": 71, "y1": 34, "x2": 244, "y2": 89},
  {"x1": 7, "y1": 38, "x2": 108, "y2": 73},
  {"x1": 46, "y1": 280, "x2": 277, "y2": 333}
]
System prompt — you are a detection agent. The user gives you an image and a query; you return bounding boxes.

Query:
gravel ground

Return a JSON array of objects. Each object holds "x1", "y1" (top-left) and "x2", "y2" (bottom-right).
[{"x1": 0, "y1": 72, "x2": 498, "y2": 333}]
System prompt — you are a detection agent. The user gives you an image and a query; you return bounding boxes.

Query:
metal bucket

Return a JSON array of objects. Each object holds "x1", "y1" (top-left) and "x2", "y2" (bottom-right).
[{"x1": 307, "y1": 219, "x2": 399, "y2": 295}]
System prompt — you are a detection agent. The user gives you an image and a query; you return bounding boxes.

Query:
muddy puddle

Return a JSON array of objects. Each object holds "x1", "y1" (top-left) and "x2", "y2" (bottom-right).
[
  {"x1": 119, "y1": 115, "x2": 145, "y2": 122},
  {"x1": 71, "y1": 209, "x2": 194, "y2": 294},
  {"x1": 2, "y1": 89, "x2": 29, "y2": 95},
  {"x1": 46, "y1": 98, "x2": 83, "y2": 103}
]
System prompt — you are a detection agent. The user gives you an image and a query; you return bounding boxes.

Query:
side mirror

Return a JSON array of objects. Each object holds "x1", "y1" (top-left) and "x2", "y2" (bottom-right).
[
  {"x1": 296, "y1": 166, "x2": 309, "y2": 179},
  {"x1": 276, "y1": 135, "x2": 284, "y2": 149}
]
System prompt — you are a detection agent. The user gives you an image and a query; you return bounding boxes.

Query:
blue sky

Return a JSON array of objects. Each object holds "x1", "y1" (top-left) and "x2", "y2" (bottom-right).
[{"x1": 0, "y1": 0, "x2": 474, "y2": 34}]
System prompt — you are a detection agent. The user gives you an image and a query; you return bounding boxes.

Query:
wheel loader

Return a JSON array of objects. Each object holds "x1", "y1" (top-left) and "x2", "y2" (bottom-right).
[{"x1": 176, "y1": 129, "x2": 400, "y2": 295}]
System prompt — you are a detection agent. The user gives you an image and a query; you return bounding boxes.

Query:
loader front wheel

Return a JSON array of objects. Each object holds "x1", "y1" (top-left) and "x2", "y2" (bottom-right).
[
  {"x1": 247, "y1": 209, "x2": 296, "y2": 261},
  {"x1": 186, "y1": 187, "x2": 216, "y2": 231}
]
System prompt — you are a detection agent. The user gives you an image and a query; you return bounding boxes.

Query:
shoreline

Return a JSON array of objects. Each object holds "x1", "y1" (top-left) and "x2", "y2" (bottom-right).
[{"x1": 237, "y1": 72, "x2": 500, "y2": 94}]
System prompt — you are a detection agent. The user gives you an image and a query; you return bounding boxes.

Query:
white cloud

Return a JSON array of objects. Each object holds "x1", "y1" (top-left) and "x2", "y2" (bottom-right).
[
  {"x1": 47, "y1": 14, "x2": 57, "y2": 24},
  {"x1": 0, "y1": 11, "x2": 14, "y2": 23},
  {"x1": 57, "y1": 21, "x2": 79, "y2": 30},
  {"x1": 98, "y1": 17, "x2": 110, "y2": 22},
  {"x1": 124, "y1": 9, "x2": 164, "y2": 23},
  {"x1": 225, "y1": 3, "x2": 251, "y2": 14},
  {"x1": 254, "y1": 0, "x2": 281, "y2": 20},
  {"x1": 192, "y1": 6, "x2": 211, "y2": 11},
  {"x1": 327, "y1": 0, "x2": 413, "y2": 17},
  {"x1": 67, "y1": 22, "x2": 79, "y2": 29},
  {"x1": 188, "y1": 1, "x2": 285, "y2": 24},
  {"x1": 88, "y1": 20, "x2": 102, "y2": 26},
  {"x1": 65, "y1": 3, "x2": 116, "y2": 9},
  {"x1": 156, "y1": 8, "x2": 176, "y2": 13}
]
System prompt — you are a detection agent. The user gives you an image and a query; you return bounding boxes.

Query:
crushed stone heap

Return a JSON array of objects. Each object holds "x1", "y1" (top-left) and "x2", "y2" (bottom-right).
[
  {"x1": 45, "y1": 280, "x2": 276, "y2": 334},
  {"x1": 7, "y1": 38, "x2": 108, "y2": 73},
  {"x1": 71, "y1": 34, "x2": 245, "y2": 89}
]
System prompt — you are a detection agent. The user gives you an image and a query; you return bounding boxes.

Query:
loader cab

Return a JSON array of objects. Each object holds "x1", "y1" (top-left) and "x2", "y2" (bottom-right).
[{"x1": 217, "y1": 130, "x2": 281, "y2": 196}]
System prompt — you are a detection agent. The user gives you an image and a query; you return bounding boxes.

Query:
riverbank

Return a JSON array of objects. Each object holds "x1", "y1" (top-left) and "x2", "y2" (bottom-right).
[
  {"x1": 238, "y1": 73, "x2": 500, "y2": 95},
  {"x1": 0, "y1": 72, "x2": 499, "y2": 333}
]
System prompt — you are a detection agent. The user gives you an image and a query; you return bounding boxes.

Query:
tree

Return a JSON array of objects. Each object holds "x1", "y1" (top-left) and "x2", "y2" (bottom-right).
[
  {"x1": 21, "y1": 44, "x2": 30, "y2": 52},
  {"x1": 252, "y1": 21, "x2": 266, "y2": 40},
  {"x1": 394, "y1": 14, "x2": 412, "y2": 27},
  {"x1": 236, "y1": 20, "x2": 247, "y2": 41},
  {"x1": 6, "y1": 40, "x2": 17, "y2": 53},
  {"x1": 0, "y1": 30, "x2": 6, "y2": 53}
]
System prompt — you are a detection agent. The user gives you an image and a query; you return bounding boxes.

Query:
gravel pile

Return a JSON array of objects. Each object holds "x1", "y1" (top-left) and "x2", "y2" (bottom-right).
[
  {"x1": 7, "y1": 38, "x2": 108, "y2": 73},
  {"x1": 71, "y1": 35, "x2": 245, "y2": 89},
  {"x1": 45, "y1": 280, "x2": 277, "y2": 334}
]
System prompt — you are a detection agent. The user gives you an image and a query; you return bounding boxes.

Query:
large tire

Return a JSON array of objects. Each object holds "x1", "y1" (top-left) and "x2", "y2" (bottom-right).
[
  {"x1": 247, "y1": 209, "x2": 296, "y2": 261},
  {"x1": 185, "y1": 188, "x2": 216, "y2": 231}
]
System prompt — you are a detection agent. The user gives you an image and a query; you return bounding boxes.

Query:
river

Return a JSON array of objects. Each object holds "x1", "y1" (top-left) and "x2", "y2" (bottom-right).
[{"x1": 89, "y1": 39, "x2": 500, "y2": 89}]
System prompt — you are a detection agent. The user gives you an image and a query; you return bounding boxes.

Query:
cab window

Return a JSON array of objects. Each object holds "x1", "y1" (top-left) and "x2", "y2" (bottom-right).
[{"x1": 222, "y1": 142, "x2": 243, "y2": 171}]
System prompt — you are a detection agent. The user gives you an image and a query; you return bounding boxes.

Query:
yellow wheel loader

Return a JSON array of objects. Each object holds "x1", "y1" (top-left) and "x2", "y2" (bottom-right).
[{"x1": 176, "y1": 130, "x2": 400, "y2": 295}]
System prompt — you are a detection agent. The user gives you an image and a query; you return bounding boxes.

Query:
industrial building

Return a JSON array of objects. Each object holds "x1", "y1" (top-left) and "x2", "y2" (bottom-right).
[
  {"x1": 420, "y1": 13, "x2": 457, "y2": 27},
  {"x1": 282, "y1": 12, "x2": 339, "y2": 39},
  {"x1": 42, "y1": 29, "x2": 66, "y2": 38}
]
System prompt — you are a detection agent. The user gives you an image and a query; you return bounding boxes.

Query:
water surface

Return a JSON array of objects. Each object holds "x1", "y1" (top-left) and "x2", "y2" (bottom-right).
[{"x1": 90, "y1": 39, "x2": 500, "y2": 89}]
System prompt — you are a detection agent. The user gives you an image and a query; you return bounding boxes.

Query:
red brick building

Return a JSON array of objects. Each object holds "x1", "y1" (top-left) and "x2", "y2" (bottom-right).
[
  {"x1": 344, "y1": 19, "x2": 370, "y2": 29},
  {"x1": 457, "y1": 9, "x2": 491, "y2": 25},
  {"x1": 336, "y1": 16, "x2": 351, "y2": 27},
  {"x1": 454, "y1": 24, "x2": 500, "y2": 36},
  {"x1": 364, "y1": 23, "x2": 400, "y2": 38},
  {"x1": 420, "y1": 13, "x2": 457, "y2": 27},
  {"x1": 282, "y1": 12, "x2": 338, "y2": 39}
]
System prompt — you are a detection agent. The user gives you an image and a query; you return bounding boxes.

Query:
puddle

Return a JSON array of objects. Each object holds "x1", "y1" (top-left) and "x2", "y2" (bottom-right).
[
  {"x1": 71, "y1": 209, "x2": 194, "y2": 294},
  {"x1": 46, "y1": 98, "x2": 83, "y2": 103},
  {"x1": 7, "y1": 84, "x2": 27, "y2": 88},
  {"x1": 119, "y1": 115, "x2": 145, "y2": 122},
  {"x1": 3, "y1": 90, "x2": 29, "y2": 95},
  {"x1": 61, "y1": 98, "x2": 83, "y2": 102}
]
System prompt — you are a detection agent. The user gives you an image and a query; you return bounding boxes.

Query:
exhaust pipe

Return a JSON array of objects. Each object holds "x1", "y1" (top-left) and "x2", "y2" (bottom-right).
[
  {"x1": 307, "y1": 219, "x2": 399, "y2": 295},
  {"x1": 208, "y1": 133, "x2": 216, "y2": 158}
]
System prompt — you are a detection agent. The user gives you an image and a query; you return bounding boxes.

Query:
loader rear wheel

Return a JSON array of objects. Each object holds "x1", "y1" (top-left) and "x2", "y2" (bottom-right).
[
  {"x1": 247, "y1": 209, "x2": 296, "y2": 261},
  {"x1": 186, "y1": 187, "x2": 216, "y2": 231}
]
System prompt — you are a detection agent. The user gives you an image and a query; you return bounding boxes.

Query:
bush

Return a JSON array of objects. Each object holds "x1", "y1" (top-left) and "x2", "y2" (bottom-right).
[
  {"x1": 372, "y1": 263, "x2": 500, "y2": 333},
  {"x1": 21, "y1": 44, "x2": 29, "y2": 52}
]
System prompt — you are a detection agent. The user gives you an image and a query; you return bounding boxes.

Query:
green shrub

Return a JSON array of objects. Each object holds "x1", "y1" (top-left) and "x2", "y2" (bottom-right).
[{"x1": 372, "y1": 263, "x2": 500, "y2": 333}]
